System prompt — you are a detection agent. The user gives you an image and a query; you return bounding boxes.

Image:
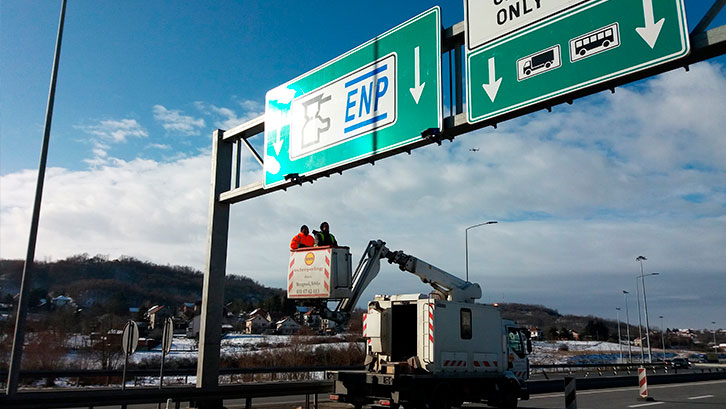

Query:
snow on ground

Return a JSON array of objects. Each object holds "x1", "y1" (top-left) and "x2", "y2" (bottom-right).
[
  {"x1": 130, "y1": 333, "x2": 353, "y2": 364},
  {"x1": 67, "y1": 332, "x2": 696, "y2": 368}
]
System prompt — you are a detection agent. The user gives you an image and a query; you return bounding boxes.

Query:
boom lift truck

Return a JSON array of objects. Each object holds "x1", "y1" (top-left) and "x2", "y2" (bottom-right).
[{"x1": 287, "y1": 240, "x2": 531, "y2": 408}]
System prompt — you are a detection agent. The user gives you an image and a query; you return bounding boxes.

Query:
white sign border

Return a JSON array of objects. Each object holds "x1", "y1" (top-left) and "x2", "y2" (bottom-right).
[{"x1": 465, "y1": 0, "x2": 690, "y2": 124}]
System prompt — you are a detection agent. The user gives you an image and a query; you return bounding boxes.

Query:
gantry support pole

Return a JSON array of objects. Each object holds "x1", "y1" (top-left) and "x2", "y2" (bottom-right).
[{"x1": 195, "y1": 129, "x2": 232, "y2": 409}]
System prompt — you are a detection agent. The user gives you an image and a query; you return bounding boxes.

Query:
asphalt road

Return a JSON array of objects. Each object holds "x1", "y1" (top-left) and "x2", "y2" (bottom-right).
[
  {"x1": 489, "y1": 379, "x2": 726, "y2": 409},
  {"x1": 225, "y1": 379, "x2": 726, "y2": 409}
]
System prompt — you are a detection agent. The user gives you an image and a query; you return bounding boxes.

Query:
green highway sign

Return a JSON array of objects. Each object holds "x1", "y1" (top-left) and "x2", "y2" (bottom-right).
[
  {"x1": 465, "y1": 0, "x2": 690, "y2": 124},
  {"x1": 263, "y1": 7, "x2": 441, "y2": 188}
]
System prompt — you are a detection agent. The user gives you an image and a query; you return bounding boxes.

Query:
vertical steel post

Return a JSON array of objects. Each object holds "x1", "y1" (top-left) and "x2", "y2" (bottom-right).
[
  {"x1": 196, "y1": 129, "x2": 232, "y2": 408},
  {"x1": 635, "y1": 278, "x2": 644, "y2": 363},
  {"x1": 616, "y1": 308, "x2": 623, "y2": 363},
  {"x1": 638, "y1": 257, "x2": 653, "y2": 363},
  {"x1": 713, "y1": 321, "x2": 718, "y2": 352},
  {"x1": 623, "y1": 290, "x2": 632, "y2": 363},
  {"x1": 6, "y1": 0, "x2": 67, "y2": 396},
  {"x1": 659, "y1": 316, "x2": 665, "y2": 362},
  {"x1": 454, "y1": 44, "x2": 463, "y2": 114}
]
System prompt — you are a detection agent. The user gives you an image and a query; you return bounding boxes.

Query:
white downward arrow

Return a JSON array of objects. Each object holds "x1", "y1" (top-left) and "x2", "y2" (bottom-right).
[
  {"x1": 273, "y1": 136, "x2": 283, "y2": 156},
  {"x1": 482, "y1": 57, "x2": 502, "y2": 102},
  {"x1": 409, "y1": 46, "x2": 426, "y2": 104},
  {"x1": 635, "y1": 0, "x2": 665, "y2": 49}
]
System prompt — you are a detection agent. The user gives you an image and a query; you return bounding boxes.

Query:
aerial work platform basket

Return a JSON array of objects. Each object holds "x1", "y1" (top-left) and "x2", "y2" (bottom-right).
[{"x1": 287, "y1": 246, "x2": 352, "y2": 299}]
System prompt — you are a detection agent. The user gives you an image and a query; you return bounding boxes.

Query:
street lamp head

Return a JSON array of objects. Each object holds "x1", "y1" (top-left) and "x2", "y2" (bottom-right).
[
  {"x1": 616, "y1": 307, "x2": 621, "y2": 311},
  {"x1": 623, "y1": 290, "x2": 629, "y2": 294},
  {"x1": 636, "y1": 256, "x2": 647, "y2": 262}
]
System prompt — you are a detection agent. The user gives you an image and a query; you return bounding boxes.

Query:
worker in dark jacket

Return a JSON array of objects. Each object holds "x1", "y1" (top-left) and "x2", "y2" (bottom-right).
[
  {"x1": 314, "y1": 221, "x2": 338, "y2": 247},
  {"x1": 290, "y1": 225, "x2": 315, "y2": 250}
]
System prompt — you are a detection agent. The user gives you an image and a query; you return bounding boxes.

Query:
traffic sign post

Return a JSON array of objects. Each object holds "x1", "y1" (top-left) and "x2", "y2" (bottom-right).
[
  {"x1": 159, "y1": 317, "x2": 174, "y2": 391},
  {"x1": 121, "y1": 320, "x2": 139, "y2": 391},
  {"x1": 465, "y1": 0, "x2": 690, "y2": 124},
  {"x1": 263, "y1": 7, "x2": 442, "y2": 187}
]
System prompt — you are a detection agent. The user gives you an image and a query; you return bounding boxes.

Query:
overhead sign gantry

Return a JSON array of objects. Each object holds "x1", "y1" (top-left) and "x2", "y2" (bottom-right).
[
  {"x1": 194, "y1": 2, "x2": 725, "y2": 406},
  {"x1": 465, "y1": 0, "x2": 690, "y2": 124},
  {"x1": 262, "y1": 7, "x2": 442, "y2": 188}
]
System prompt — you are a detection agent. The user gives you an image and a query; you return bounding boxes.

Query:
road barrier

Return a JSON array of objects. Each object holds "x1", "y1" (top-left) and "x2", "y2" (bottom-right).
[
  {"x1": 1, "y1": 365, "x2": 725, "y2": 409},
  {"x1": 564, "y1": 376, "x2": 577, "y2": 409},
  {"x1": 638, "y1": 366, "x2": 650, "y2": 400}
]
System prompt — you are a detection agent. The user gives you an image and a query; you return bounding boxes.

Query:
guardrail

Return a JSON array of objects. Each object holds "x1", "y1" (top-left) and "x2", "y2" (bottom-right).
[
  {"x1": 531, "y1": 363, "x2": 666, "y2": 379},
  {"x1": 530, "y1": 363, "x2": 726, "y2": 379},
  {"x1": 0, "y1": 365, "x2": 365, "y2": 388},
  {"x1": 0, "y1": 380, "x2": 333, "y2": 409},
  {"x1": 527, "y1": 367, "x2": 726, "y2": 395},
  {"x1": 1, "y1": 364, "x2": 725, "y2": 409}
]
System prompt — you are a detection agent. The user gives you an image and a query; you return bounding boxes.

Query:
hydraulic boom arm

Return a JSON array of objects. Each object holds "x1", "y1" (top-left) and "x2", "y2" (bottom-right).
[
  {"x1": 384, "y1": 247, "x2": 482, "y2": 303},
  {"x1": 328, "y1": 239, "x2": 481, "y2": 326}
]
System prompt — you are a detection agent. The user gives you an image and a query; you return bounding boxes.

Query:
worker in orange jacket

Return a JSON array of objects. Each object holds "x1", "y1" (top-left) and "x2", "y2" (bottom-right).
[{"x1": 290, "y1": 225, "x2": 315, "y2": 250}]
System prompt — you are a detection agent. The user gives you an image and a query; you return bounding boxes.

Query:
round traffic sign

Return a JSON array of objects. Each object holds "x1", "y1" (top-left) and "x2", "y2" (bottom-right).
[
  {"x1": 162, "y1": 317, "x2": 174, "y2": 354},
  {"x1": 121, "y1": 320, "x2": 139, "y2": 355}
]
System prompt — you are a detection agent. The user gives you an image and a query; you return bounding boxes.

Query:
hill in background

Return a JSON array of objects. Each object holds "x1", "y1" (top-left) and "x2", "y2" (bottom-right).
[
  {"x1": 0, "y1": 255, "x2": 674, "y2": 344},
  {"x1": 0, "y1": 254, "x2": 282, "y2": 315}
]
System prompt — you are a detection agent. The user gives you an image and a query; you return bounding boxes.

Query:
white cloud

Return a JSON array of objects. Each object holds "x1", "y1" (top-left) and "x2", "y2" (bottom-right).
[
  {"x1": 146, "y1": 143, "x2": 172, "y2": 150},
  {"x1": 78, "y1": 119, "x2": 148, "y2": 143},
  {"x1": 75, "y1": 118, "x2": 150, "y2": 166},
  {"x1": 195, "y1": 100, "x2": 263, "y2": 130},
  {"x1": 2, "y1": 62, "x2": 725, "y2": 328},
  {"x1": 152, "y1": 105, "x2": 206, "y2": 136}
]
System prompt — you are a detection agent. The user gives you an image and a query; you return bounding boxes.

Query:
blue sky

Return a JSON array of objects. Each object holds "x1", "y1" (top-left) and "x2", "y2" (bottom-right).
[{"x1": 1, "y1": 1, "x2": 725, "y2": 330}]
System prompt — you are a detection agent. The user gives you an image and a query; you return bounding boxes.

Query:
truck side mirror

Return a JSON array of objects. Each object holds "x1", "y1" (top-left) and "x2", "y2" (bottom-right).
[{"x1": 526, "y1": 338, "x2": 532, "y2": 353}]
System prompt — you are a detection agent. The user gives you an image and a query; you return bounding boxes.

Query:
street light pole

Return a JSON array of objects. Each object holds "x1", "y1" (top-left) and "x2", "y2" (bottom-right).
[
  {"x1": 659, "y1": 315, "x2": 666, "y2": 362},
  {"x1": 623, "y1": 290, "x2": 632, "y2": 363},
  {"x1": 636, "y1": 256, "x2": 658, "y2": 363},
  {"x1": 465, "y1": 221, "x2": 497, "y2": 282},
  {"x1": 617, "y1": 308, "x2": 623, "y2": 363},
  {"x1": 635, "y1": 277, "x2": 644, "y2": 363},
  {"x1": 6, "y1": 0, "x2": 67, "y2": 397},
  {"x1": 713, "y1": 321, "x2": 718, "y2": 353}
]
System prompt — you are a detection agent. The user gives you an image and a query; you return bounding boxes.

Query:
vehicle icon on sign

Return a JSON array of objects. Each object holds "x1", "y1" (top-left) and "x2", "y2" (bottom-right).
[
  {"x1": 517, "y1": 45, "x2": 561, "y2": 81},
  {"x1": 570, "y1": 23, "x2": 620, "y2": 62}
]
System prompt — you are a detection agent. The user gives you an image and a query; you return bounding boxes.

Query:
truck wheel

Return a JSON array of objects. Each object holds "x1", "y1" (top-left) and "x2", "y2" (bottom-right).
[
  {"x1": 430, "y1": 384, "x2": 452, "y2": 409},
  {"x1": 497, "y1": 383, "x2": 518, "y2": 409},
  {"x1": 431, "y1": 398, "x2": 451, "y2": 409}
]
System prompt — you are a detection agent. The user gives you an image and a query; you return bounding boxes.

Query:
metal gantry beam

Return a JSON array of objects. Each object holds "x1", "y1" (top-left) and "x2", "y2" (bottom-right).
[
  {"x1": 692, "y1": 0, "x2": 725, "y2": 35},
  {"x1": 214, "y1": 20, "x2": 726, "y2": 206}
]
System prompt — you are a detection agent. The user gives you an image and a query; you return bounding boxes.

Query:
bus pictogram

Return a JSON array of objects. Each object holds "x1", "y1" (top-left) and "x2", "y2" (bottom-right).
[{"x1": 569, "y1": 22, "x2": 620, "y2": 62}]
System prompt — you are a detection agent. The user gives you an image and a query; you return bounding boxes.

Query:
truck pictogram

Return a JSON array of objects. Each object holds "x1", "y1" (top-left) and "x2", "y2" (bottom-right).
[{"x1": 517, "y1": 45, "x2": 561, "y2": 81}]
